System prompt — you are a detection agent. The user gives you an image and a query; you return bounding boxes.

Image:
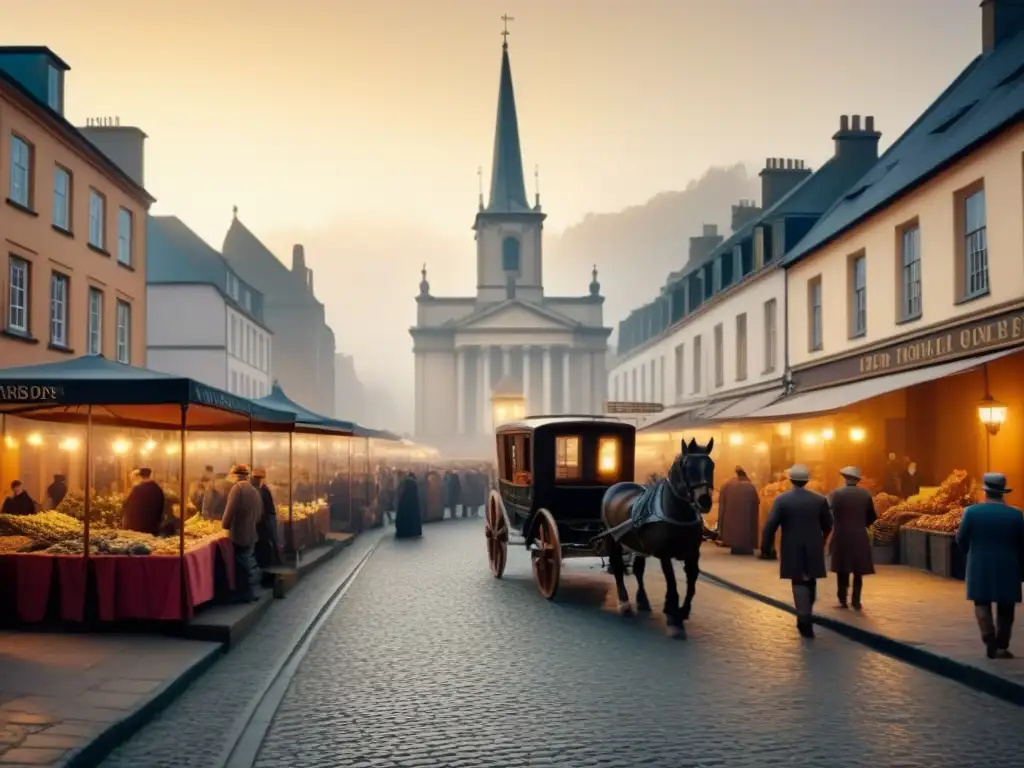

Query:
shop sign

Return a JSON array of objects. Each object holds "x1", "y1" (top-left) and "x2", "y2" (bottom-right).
[
  {"x1": 607, "y1": 401, "x2": 664, "y2": 414},
  {"x1": 796, "y1": 306, "x2": 1024, "y2": 389},
  {"x1": 0, "y1": 384, "x2": 64, "y2": 403},
  {"x1": 192, "y1": 384, "x2": 242, "y2": 411}
]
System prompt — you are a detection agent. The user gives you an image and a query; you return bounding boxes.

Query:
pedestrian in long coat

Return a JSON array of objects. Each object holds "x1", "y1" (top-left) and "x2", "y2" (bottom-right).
[
  {"x1": 395, "y1": 473, "x2": 423, "y2": 539},
  {"x1": 955, "y1": 473, "x2": 1024, "y2": 659},
  {"x1": 761, "y1": 465, "x2": 834, "y2": 638},
  {"x1": 827, "y1": 466, "x2": 877, "y2": 610},
  {"x1": 718, "y1": 466, "x2": 759, "y2": 555},
  {"x1": 444, "y1": 470, "x2": 462, "y2": 519}
]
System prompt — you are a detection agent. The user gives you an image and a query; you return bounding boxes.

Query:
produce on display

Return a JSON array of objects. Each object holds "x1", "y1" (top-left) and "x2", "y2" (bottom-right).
[
  {"x1": 276, "y1": 501, "x2": 324, "y2": 521},
  {"x1": 56, "y1": 491, "x2": 126, "y2": 528},
  {"x1": 906, "y1": 506, "x2": 964, "y2": 533},
  {"x1": 870, "y1": 470, "x2": 972, "y2": 543},
  {"x1": 0, "y1": 536, "x2": 35, "y2": 554},
  {"x1": 872, "y1": 493, "x2": 901, "y2": 517},
  {"x1": 0, "y1": 510, "x2": 84, "y2": 542}
]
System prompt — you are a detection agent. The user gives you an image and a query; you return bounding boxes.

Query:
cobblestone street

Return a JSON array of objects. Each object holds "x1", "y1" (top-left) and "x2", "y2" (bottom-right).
[{"x1": 244, "y1": 521, "x2": 1024, "y2": 768}]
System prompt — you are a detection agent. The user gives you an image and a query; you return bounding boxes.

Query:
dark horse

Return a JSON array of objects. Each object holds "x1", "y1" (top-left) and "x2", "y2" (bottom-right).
[{"x1": 600, "y1": 438, "x2": 715, "y2": 639}]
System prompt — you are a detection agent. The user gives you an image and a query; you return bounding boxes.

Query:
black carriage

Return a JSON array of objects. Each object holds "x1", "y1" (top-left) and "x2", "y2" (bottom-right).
[{"x1": 485, "y1": 416, "x2": 637, "y2": 599}]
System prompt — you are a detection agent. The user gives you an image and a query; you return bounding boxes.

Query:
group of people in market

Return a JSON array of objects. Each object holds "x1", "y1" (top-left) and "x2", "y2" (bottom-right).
[
  {"x1": 717, "y1": 462, "x2": 1023, "y2": 658},
  {"x1": 387, "y1": 465, "x2": 495, "y2": 540}
]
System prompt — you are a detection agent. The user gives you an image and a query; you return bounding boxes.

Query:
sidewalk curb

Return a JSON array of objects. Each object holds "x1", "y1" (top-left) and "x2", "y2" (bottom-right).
[
  {"x1": 699, "y1": 570, "x2": 1024, "y2": 708},
  {"x1": 63, "y1": 643, "x2": 225, "y2": 768}
]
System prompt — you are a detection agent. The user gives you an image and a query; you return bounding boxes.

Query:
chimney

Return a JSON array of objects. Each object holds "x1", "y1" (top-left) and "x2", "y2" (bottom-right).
[
  {"x1": 292, "y1": 244, "x2": 306, "y2": 273},
  {"x1": 688, "y1": 223, "x2": 724, "y2": 263},
  {"x1": 759, "y1": 157, "x2": 812, "y2": 209},
  {"x1": 982, "y1": 0, "x2": 1024, "y2": 51},
  {"x1": 731, "y1": 199, "x2": 762, "y2": 232},
  {"x1": 832, "y1": 114, "x2": 882, "y2": 166},
  {"x1": 78, "y1": 125, "x2": 147, "y2": 188},
  {"x1": 307, "y1": 267, "x2": 314, "y2": 294}
]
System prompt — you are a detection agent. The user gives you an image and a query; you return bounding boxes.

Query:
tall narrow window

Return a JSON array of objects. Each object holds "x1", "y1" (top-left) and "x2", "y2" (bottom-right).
[
  {"x1": 964, "y1": 189, "x2": 988, "y2": 297},
  {"x1": 46, "y1": 66, "x2": 60, "y2": 111},
  {"x1": 9, "y1": 135, "x2": 31, "y2": 207},
  {"x1": 763, "y1": 299, "x2": 777, "y2": 372},
  {"x1": 649, "y1": 359, "x2": 657, "y2": 401},
  {"x1": 674, "y1": 343, "x2": 684, "y2": 399},
  {"x1": 555, "y1": 435, "x2": 581, "y2": 480},
  {"x1": 117, "y1": 208, "x2": 133, "y2": 265},
  {"x1": 900, "y1": 225, "x2": 922, "y2": 320},
  {"x1": 115, "y1": 299, "x2": 131, "y2": 364},
  {"x1": 640, "y1": 363, "x2": 647, "y2": 401},
  {"x1": 736, "y1": 313, "x2": 748, "y2": 381},
  {"x1": 231, "y1": 315, "x2": 238, "y2": 355},
  {"x1": 501, "y1": 236, "x2": 521, "y2": 273},
  {"x1": 713, "y1": 323, "x2": 724, "y2": 387},
  {"x1": 850, "y1": 254, "x2": 867, "y2": 337},
  {"x1": 87, "y1": 287, "x2": 103, "y2": 355},
  {"x1": 808, "y1": 277, "x2": 823, "y2": 351},
  {"x1": 692, "y1": 335, "x2": 702, "y2": 393},
  {"x1": 659, "y1": 355, "x2": 666, "y2": 404},
  {"x1": 53, "y1": 166, "x2": 71, "y2": 231},
  {"x1": 49, "y1": 273, "x2": 68, "y2": 347},
  {"x1": 631, "y1": 368, "x2": 637, "y2": 402},
  {"x1": 7, "y1": 257, "x2": 28, "y2": 333},
  {"x1": 89, "y1": 189, "x2": 106, "y2": 249}
]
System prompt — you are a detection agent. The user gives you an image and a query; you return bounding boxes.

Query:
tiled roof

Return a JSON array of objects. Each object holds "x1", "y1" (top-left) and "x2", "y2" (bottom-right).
[{"x1": 785, "y1": 29, "x2": 1024, "y2": 265}]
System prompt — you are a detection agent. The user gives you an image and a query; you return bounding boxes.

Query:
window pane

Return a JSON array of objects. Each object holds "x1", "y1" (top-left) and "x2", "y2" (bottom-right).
[
  {"x1": 50, "y1": 274, "x2": 67, "y2": 346},
  {"x1": 88, "y1": 288, "x2": 103, "y2": 355},
  {"x1": 555, "y1": 435, "x2": 580, "y2": 480},
  {"x1": 89, "y1": 190, "x2": 105, "y2": 248},
  {"x1": 9, "y1": 136, "x2": 30, "y2": 206},
  {"x1": 8, "y1": 258, "x2": 28, "y2": 332},
  {"x1": 118, "y1": 208, "x2": 132, "y2": 264}
]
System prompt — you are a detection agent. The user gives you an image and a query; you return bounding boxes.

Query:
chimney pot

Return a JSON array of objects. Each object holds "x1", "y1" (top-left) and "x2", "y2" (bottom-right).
[
  {"x1": 852, "y1": 115, "x2": 862, "y2": 131},
  {"x1": 865, "y1": 115, "x2": 875, "y2": 132},
  {"x1": 765, "y1": 157, "x2": 771, "y2": 169},
  {"x1": 786, "y1": 158, "x2": 793, "y2": 169},
  {"x1": 840, "y1": 115, "x2": 850, "y2": 131}
]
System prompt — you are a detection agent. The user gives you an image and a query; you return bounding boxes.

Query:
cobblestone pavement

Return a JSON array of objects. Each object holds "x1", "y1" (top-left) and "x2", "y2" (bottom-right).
[
  {"x1": 97, "y1": 529, "x2": 388, "y2": 768},
  {"x1": 250, "y1": 521, "x2": 1024, "y2": 768}
]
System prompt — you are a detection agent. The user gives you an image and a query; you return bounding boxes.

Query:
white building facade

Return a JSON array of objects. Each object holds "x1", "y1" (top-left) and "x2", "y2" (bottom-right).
[
  {"x1": 410, "y1": 37, "x2": 611, "y2": 454},
  {"x1": 146, "y1": 216, "x2": 273, "y2": 398}
]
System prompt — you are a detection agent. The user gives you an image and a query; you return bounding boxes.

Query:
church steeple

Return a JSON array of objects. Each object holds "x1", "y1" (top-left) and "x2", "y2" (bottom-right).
[{"x1": 487, "y1": 24, "x2": 529, "y2": 214}]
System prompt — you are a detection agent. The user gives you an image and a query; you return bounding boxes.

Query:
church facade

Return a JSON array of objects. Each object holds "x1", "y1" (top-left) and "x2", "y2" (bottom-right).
[{"x1": 410, "y1": 36, "x2": 611, "y2": 452}]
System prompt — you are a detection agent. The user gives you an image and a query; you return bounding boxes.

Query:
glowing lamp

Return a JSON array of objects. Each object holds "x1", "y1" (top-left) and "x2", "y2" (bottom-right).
[
  {"x1": 165, "y1": 444, "x2": 179, "y2": 455},
  {"x1": 776, "y1": 423, "x2": 792, "y2": 438},
  {"x1": 490, "y1": 375, "x2": 525, "y2": 428},
  {"x1": 27, "y1": 433, "x2": 43, "y2": 447},
  {"x1": 821, "y1": 428, "x2": 834, "y2": 441},
  {"x1": 728, "y1": 432, "x2": 744, "y2": 446},
  {"x1": 849, "y1": 427, "x2": 866, "y2": 443},
  {"x1": 112, "y1": 438, "x2": 131, "y2": 455},
  {"x1": 3, "y1": 435, "x2": 16, "y2": 448},
  {"x1": 59, "y1": 437, "x2": 79, "y2": 452},
  {"x1": 755, "y1": 442, "x2": 768, "y2": 454},
  {"x1": 801, "y1": 433, "x2": 819, "y2": 447},
  {"x1": 598, "y1": 436, "x2": 620, "y2": 478},
  {"x1": 978, "y1": 396, "x2": 1007, "y2": 436}
]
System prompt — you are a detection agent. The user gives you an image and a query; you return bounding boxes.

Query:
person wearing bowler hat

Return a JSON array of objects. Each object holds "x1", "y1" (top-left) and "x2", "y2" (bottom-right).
[
  {"x1": 827, "y1": 466, "x2": 877, "y2": 610},
  {"x1": 955, "y1": 473, "x2": 1024, "y2": 659},
  {"x1": 761, "y1": 465, "x2": 834, "y2": 638}
]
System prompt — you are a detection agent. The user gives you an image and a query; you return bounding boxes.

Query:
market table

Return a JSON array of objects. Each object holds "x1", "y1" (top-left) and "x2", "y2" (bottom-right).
[
  {"x1": 280, "y1": 505, "x2": 329, "y2": 552},
  {"x1": 0, "y1": 536, "x2": 237, "y2": 624}
]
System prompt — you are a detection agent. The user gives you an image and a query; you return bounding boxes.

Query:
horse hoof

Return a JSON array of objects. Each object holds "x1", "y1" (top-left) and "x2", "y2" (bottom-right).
[
  {"x1": 666, "y1": 625, "x2": 687, "y2": 640},
  {"x1": 617, "y1": 601, "x2": 634, "y2": 616}
]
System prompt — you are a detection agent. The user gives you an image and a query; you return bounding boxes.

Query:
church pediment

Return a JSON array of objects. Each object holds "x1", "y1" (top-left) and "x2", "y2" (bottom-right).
[{"x1": 455, "y1": 300, "x2": 577, "y2": 331}]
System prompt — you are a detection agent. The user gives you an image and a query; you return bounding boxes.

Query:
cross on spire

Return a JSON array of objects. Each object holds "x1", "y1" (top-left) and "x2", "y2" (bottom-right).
[{"x1": 501, "y1": 14, "x2": 514, "y2": 46}]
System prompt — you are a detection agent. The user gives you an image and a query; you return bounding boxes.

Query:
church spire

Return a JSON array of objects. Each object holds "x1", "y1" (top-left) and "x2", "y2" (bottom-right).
[{"x1": 487, "y1": 17, "x2": 529, "y2": 214}]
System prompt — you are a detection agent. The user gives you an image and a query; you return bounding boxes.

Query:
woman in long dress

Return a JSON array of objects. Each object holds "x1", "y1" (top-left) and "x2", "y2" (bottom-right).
[{"x1": 395, "y1": 472, "x2": 423, "y2": 539}]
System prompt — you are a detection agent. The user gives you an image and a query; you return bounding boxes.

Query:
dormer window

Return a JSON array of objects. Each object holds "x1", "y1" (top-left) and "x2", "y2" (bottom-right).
[
  {"x1": 501, "y1": 236, "x2": 520, "y2": 273},
  {"x1": 46, "y1": 66, "x2": 60, "y2": 112}
]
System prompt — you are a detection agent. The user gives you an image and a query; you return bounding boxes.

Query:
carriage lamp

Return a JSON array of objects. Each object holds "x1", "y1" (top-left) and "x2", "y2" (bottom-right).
[
  {"x1": 848, "y1": 427, "x2": 866, "y2": 443},
  {"x1": 978, "y1": 396, "x2": 1007, "y2": 436},
  {"x1": 598, "y1": 437, "x2": 620, "y2": 478}
]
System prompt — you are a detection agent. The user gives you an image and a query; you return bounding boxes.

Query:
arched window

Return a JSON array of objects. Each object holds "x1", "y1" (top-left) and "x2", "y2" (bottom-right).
[{"x1": 502, "y1": 236, "x2": 521, "y2": 273}]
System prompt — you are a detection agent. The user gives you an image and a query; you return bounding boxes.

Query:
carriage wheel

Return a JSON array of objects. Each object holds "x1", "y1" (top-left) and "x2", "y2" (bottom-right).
[
  {"x1": 531, "y1": 508, "x2": 561, "y2": 599},
  {"x1": 485, "y1": 491, "x2": 508, "y2": 579}
]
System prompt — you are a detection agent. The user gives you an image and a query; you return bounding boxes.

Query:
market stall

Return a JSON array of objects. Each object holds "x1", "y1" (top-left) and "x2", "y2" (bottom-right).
[{"x1": 0, "y1": 355, "x2": 294, "y2": 624}]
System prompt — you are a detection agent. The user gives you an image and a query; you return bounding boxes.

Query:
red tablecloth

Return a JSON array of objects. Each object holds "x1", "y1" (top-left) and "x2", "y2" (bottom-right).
[{"x1": 0, "y1": 536, "x2": 232, "y2": 624}]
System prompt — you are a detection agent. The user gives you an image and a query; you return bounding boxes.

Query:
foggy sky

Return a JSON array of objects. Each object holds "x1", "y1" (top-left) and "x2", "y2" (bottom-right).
[{"x1": 3, "y1": 0, "x2": 982, "y2": 431}]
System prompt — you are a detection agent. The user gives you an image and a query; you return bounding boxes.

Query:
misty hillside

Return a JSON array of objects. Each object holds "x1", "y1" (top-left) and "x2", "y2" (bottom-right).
[{"x1": 544, "y1": 164, "x2": 760, "y2": 331}]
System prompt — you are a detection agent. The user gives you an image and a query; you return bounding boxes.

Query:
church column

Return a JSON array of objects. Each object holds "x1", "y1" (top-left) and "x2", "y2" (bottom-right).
[
  {"x1": 414, "y1": 350, "x2": 424, "y2": 437},
  {"x1": 455, "y1": 347, "x2": 466, "y2": 435},
  {"x1": 502, "y1": 345, "x2": 512, "y2": 378},
  {"x1": 581, "y1": 351, "x2": 593, "y2": 414},
  {"x1": 562, "y1": 348, "x2": 571, "y2": 414},
  {"x1": 592, "y1": 351, "x2": 604, "y2": 412},
  {"x1": 480, "y1": 345, "x2": 492, "y2": 433},
  {"x1": 542, "y1": 345, "x2": 552, "y2": 414},
  {"x1": 521, "y1": 345, "x2": 531, "y2": 415}
]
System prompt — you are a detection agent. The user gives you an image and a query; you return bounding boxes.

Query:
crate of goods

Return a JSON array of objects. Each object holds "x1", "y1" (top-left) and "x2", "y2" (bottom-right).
[
  {"x1": 927, "y1": 532, "x2": 965, "y2": 580},
  {"x1": 899, "y1": 527, "x2": 930, "y2": 571}
]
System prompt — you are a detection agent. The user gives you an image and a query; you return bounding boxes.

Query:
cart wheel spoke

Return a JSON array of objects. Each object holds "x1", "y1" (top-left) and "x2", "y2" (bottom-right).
[
  {"x1": 485, "y1": 490, "x2": 508, "y2": 579},
  {"x1": 532, "y1": 508, "x2": 561, "y2": 600}
]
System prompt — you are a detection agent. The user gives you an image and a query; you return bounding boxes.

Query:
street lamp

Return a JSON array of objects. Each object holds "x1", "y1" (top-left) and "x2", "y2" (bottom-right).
[
  {"x1": 978, "y1": 395, "x2": 1007, "y2": 436},
  {"x1": 491, "y1": 375, "x2": 525, "y2": 428}
]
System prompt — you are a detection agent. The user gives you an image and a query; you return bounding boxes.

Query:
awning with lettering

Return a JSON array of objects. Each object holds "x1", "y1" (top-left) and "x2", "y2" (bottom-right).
[
  {"x1": 0, "y1": 354, "x2": 295, "y2": 431},
  {"x1": 745, "y1": 348, "x2": 1021, "y2": 420}
]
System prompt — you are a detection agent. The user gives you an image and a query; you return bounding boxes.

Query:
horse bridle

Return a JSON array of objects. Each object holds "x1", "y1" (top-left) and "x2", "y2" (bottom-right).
[{"x1": 667, "y1": 455, "x2": 712, "y2": 522}]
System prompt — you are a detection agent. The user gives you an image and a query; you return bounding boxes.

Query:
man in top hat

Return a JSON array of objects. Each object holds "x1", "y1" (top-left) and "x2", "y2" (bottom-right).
[
  {"x1": 222, "y1": 464, "x2": 263, "y2": 602},
  {"x1": 761, "y1": 465, "x2": 834, "y2": 638},
  {"x1": 827, "y1": 466, "x2": 877, "y2": 610},
  {"x1": 955, "y1": 473, "x2": 1024, "y2": 659}
]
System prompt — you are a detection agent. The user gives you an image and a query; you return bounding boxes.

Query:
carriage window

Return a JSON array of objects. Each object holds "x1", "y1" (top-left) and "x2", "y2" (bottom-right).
[
  {"x1": 555, "y1": 435, "x2": 581, "y2": 480},
  {"x1": 597, "y1": 437, "x2": 620, "y2": 479}
]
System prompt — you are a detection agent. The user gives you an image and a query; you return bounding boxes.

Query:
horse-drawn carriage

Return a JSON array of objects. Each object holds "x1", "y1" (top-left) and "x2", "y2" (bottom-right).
[
  {"x1": 485, "y1": 415, "x2": 716, "y2": 637},
  {"x1": 484, "y1": 416, "x2": 636, "y2": 599}
]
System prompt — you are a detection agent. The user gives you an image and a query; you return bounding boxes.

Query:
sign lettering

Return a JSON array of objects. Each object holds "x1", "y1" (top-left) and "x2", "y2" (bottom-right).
[
  {"x1": 0, "y1": 384, "x2": 63, "y2": 403},
  {"x1": 606, "y1": 401, "x2": 664, "y2": 414},
  {"x1": 798, "y1": 305, "x2": 1024, "y2": 390}
]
